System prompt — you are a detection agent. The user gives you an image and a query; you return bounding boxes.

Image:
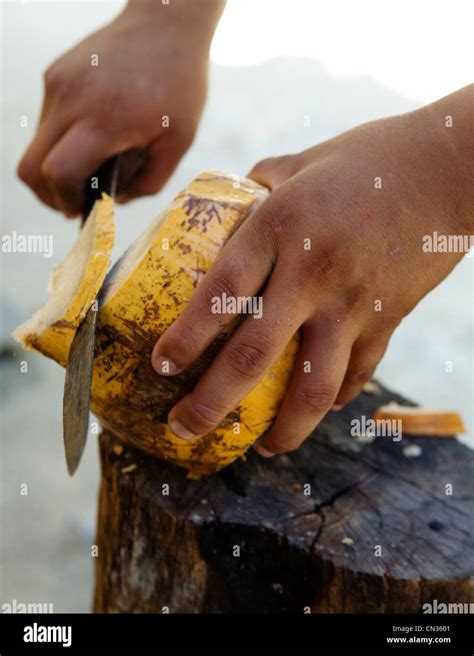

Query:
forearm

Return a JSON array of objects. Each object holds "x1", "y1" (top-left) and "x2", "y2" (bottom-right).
[{"x1": 124, "y1": 0, "x2": 226, "y2": 50}]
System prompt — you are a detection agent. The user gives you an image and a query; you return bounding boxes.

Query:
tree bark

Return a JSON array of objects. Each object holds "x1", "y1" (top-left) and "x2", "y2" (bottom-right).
[{"x1": 93, "y1": 382, "x2": 474, "y2": 613}]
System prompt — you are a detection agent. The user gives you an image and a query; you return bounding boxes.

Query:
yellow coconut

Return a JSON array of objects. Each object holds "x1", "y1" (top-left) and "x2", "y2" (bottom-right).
[{"x1": 13, "y1": 172, "x2": 299, "y2": 476}]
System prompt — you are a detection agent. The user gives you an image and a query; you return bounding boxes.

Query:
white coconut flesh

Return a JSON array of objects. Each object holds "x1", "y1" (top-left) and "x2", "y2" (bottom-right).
[{"x1": 13, "y1": 204, "x2": 101, "y2": 341}]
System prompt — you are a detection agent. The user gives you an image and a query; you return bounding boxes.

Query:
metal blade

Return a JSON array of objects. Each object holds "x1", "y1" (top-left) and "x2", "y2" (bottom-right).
[
  {"x1": 62, "y1": 156, "x2": 120, "y2": 476},
  {"x1": 63, "y1": 306, "x2": 98, "y2": 475}
]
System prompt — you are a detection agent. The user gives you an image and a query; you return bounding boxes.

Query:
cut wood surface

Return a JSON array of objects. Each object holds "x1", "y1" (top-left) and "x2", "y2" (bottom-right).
[{"x1": 94, "y1": 382, "x2": 474, "y2": 613}]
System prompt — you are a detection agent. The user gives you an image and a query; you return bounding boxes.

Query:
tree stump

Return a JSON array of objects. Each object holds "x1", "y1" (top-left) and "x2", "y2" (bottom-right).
[{"x1": 93, "y1": 382, "x2": 474, "y2": 613}]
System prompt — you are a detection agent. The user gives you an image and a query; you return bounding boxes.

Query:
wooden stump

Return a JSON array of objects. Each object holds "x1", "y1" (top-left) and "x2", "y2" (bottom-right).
[{"x1": 93, "y1": 383, "x2": 474, "y2": 613}]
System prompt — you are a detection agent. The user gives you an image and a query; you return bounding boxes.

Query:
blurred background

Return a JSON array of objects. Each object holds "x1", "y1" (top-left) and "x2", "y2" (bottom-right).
[{"x1": 1, "y1": 0, "x2": 473, "y2": 611}]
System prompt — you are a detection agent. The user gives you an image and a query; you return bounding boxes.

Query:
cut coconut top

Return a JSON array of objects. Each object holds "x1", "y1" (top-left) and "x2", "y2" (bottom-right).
[{"x1": 12, "y1": 194, "x2": 115, "y2": 351}]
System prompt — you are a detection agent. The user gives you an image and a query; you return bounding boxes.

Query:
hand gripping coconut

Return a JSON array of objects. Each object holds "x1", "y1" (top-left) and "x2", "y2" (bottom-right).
[{"x1": 13, "y1": 171, "x2": 300, "y2": 477}]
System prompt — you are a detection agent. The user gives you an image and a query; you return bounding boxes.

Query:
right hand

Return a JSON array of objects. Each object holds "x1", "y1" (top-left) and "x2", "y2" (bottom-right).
[{"x1": 17, "y1": 1, "x2": 218, "y2": 216}]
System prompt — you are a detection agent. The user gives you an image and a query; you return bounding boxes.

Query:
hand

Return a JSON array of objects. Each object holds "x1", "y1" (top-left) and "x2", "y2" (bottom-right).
[
  {"x1": 17, "y1": 0, "x2": 224, "y2": 216},
  {"x1": 151, "y1": 87, "x2": 474, "y2": 457}
]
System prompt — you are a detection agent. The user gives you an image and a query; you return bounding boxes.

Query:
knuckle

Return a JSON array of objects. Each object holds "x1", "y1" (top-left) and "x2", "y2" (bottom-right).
[
  {"x1": 309, "y1": 248, "x2": 339, "y2": 286},
  {"x1": 225, "y1": 340, "x2": 271, "y2": 380},
  {"x1": 44, "y1": 65, "x2": 63, "y2": 91},
  {"x1": 252, "y1": 154, "x2": 301, "y2": 186},
  {"x1": 346, "y1": 369, "x2": 373, "y2": 386},
  {"x1": 175, "y1": 126, "x2": 196, "y2": 151},
  {"x1": 260, "y1": 196, "x2": 294, "y2": 242},
  {"x1": 271, "y1": 154, "x2": 298, "y2": 176},
  {"x1": 335, "y1": 385, "x2": 360, "y2": 406},
  {"x1": 266, "y1": 438, "x2": 300, "y2": 455},
  {"x1": 17, "y1": 158, "x2": 35, "y2": 186},
  {"x1": 186, "y1": 398, "x2": 224, "y2": 431},
  {"x1": 204, "y1": 273, "x2": 239, "y2": 309},
  {"x1": 299, "y1": 248, "x2": 344, "y2": 299},
  {"x1": 160, "y1": 325, "x2": 194, "y2": 360},
  {"x1": 251, "y1": 156, "x2": 278, "y2": 175},
  {"x1": 40, "y1": 159, "x2": 70, "y2": 187},
  {"x1": 294, "y1": 383, "x2": 336, "y2": 413},
  {"x1": 313, "y1": 249, "x2": 336, "y2": 279}
]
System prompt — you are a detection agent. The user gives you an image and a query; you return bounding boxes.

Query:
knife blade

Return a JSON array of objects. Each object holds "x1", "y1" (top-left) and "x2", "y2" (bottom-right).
[{"x1": 63, "y1": 156, "x2": 120, "y2": 476}]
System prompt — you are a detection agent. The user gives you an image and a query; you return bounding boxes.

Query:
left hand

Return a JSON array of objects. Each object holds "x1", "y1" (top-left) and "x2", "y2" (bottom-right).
[{"x1": 151, "y1": 99, "x2": 472, "y2": 457}]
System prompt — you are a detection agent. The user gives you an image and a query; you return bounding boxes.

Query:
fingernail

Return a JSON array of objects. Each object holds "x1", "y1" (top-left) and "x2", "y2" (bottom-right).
[
  {"x1": 169, "y1": 419, "x2": 196, "y2": 441},
  {"x1": 253, "y1": 444, "x2": 275, "y2": 458},
  {"x1": 153, "y1": 355, "x2": 177, "y2": 376},
  {"x1": 332, "y1": 404, "x2": 344, "y2": 411}
]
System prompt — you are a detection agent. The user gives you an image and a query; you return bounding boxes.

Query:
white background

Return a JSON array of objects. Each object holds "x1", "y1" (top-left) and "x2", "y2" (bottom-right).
[{"x1": 211, "y1": 0, "x2": 474, "y2": 102}]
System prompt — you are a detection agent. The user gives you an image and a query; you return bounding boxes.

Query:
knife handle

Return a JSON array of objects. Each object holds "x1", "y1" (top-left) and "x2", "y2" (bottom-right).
[
  {"x1": 82, "y1": 156, "x2": 120, "y2": 227},
  {"x1": 81, "y1": 148, "x2": 148, "y2": 227}
]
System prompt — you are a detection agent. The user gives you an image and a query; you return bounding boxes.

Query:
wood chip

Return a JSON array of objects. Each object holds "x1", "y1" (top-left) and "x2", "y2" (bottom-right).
[{"x1": 373, "y1": 402, "x2": 464, "y2": 437}]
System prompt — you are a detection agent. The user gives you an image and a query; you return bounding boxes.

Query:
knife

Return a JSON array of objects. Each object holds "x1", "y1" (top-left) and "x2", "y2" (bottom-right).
[{"x1": 62, "y1": 156, "x2": 120, "y2": 476}]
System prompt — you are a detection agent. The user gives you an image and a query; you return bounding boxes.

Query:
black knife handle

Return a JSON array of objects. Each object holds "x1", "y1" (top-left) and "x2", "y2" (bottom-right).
[
  {"x1": 81, "y1": 148, "x2": 148, "y2": 226},
  {"x1": 81, "y1": 156, "x2": 120, "y2": 226}
]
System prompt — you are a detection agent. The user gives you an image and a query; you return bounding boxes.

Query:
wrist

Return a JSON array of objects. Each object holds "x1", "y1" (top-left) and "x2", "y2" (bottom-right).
[
  {"x1": 380, "y1": 90, "x2": 473, "y2": 236},
  {"x1": 418, "y1": 85, "x2": 474, "y2": 233},
  {"x1": 123, "y1": 0, "x2": 225, "y2": 52}
]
